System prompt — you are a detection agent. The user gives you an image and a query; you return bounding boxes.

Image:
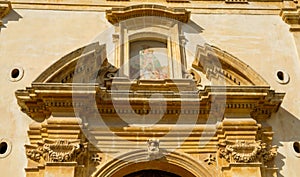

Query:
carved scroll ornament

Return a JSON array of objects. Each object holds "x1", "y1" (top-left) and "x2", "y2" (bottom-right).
[
  {"x1": 218, "y1": 140, "x2": 277, "y2": 163},
  {"x1": 26, "y1": 140, "x2": 87, "y2": 163}
]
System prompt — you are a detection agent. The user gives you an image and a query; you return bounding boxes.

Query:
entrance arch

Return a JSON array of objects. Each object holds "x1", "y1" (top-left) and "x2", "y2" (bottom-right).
[
  {"x1": 124, "y1": 170, "x2": 180, "y2": 177},
  {"x1": 93, "y1": 150, "x2": 213, "y2": 177}
]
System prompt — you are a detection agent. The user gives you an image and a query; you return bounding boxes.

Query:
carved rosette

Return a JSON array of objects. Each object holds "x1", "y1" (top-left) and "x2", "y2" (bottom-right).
[
  {"x1": 26, "y1": 140, "x2": 87, "y2": 163},
  {"x1": 218, "y1": 140, "x2": 277, "y2": 163}
]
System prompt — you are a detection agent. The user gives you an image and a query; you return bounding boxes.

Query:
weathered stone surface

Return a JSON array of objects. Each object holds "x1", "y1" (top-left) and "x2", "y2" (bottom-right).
[{"x1": 0, "y1": 1, "x2": 299, "y2": 177}]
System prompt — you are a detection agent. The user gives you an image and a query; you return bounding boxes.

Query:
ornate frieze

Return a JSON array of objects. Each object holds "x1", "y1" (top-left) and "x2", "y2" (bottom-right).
[
  {"x1": 26, "y1": 140, "x2": 87, "y2": 163},
  {"x1": 218, "y1": 140, "x2": 277, "y2": 163}
]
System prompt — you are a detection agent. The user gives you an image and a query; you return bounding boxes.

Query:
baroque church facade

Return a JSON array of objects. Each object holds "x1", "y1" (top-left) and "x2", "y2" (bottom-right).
[{"x1": 0, "y1": 0, "x2": 300, "y2": 176}]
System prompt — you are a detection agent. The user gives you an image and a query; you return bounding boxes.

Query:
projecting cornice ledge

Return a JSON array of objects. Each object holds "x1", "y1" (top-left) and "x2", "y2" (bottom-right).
[
  {"x1": 106, "y1": 4, "x2": 190, "y2": 24},
  {"x1": 0, "y1": 1, "x2": 11, "y2": 25},
  {"x1": 280, "y1": 6, "x2": 300, "y2": 31},
  {"x1": 15, "y1": 83, "x2": 285, "y2": 122}
]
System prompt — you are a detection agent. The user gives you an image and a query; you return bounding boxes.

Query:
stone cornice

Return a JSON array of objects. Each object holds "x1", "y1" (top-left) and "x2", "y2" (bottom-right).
[
  {"x1": 15, "y1": 82, "x2": 284, "y2": 121},
  {"x1": 0, "y1": 1, "x2": 11, "y2": 25},
  {"x1": 106, "y1": 4, "x2": 191, "y2": 24},
  {"x1": 8, "y1": 1, "x2": 283, "y2": 15},
  {"x1": 280, "y1": 6, "x2": 300, "y2": 31}
]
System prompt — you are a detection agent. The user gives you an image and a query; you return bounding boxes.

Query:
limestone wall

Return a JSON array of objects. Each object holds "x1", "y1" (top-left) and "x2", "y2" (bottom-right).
[{"x1": 0, "y1": 9, "x2": 299, "y2": 177}]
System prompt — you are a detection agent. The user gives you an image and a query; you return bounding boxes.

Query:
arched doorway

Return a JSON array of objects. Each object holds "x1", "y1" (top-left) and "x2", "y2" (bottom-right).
[
  {"x1": 108, "y1": 160, "x2": 197, "y2": 177},
  {"x1": 93, "y1": 150, "x2": 212, "y2": 177},
  {"x1": 124, "y1": 170, "x2": 180, "y2": 177}
]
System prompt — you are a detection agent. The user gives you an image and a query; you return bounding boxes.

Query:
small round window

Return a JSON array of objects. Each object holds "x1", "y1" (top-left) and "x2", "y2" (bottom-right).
[
  {"x1": 0, "y1": 139, "x2": 12, "y2": 158},
  {"x1": 9, "y1": 67, "x2": 24, "y2": 82},
  {"x1": 294, "y1": 142, "x2": 300, "y2": 153},
  {"x1": 275, "y1": 70, "x2": 289, "y2": 84}
]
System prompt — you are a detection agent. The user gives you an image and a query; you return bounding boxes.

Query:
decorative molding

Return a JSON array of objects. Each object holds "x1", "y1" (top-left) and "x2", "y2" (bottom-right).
[
  {"x1": 218, "y1": 140, "x2": 277, "y2": 163},
  {"x1": 225, "y1": 0, "x2": 248, "y2": 4},
  {"x1": 193, "y1": 44, "x2": 268, "y2": 86},
  {"x1": 280, "y1": 6, "x2": 300, "y2": 31},
  {"x1": 166, "y1": 0, "x2": 190, "y2": 3},
  {"x1": 15, "y1": 82, "x2": 284, "y2": 122},
  {"x1": 106, "y1": 4, "x2": 191, "y2": 24},
  {"x1": 26, "y1": 140, "x2": 87, "y2": 163},
  {"x1": 33, "y1": 42, "x2": 107, "y2": 83},
  {"x1": 0, "y1": 1, "x2": 11, "y2": 25},
  {"x1": 94, "y1": 149, "x2": 213, "y2": 177}
]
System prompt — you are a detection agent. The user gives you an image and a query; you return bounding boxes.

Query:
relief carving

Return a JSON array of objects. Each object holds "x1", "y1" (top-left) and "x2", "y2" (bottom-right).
[
  {"x1": 218, "y1": 140, "x2": 277, "y2": 163},
  {"x1": 204, "y1": 154, "x2": 216, "y2": 165},
  {"x1": 26, "y1": 140, "x2": 87, "y2": 163},
  {"x1": 91, "y1": 153, "x2": 102, "y2": 165},
  {"x1": 26, "y1": 148, "x2": 43, "y2": 162},
  {"x1": 147, "y1": 138, "x2": 161, "y2": 160}
]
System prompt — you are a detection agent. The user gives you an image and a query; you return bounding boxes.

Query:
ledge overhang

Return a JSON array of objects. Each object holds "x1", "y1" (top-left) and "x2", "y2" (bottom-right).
[
  {"x1": 106, "y1": 4, "x2": 191, "y2": 24},
  {"x1": 15, "y1": 80, "x2": 285, "y2": 122}
]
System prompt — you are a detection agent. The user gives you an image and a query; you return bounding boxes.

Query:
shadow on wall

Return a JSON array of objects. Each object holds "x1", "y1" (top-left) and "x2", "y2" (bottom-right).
[
  {"x1": 184, "y1": 20, "x2": 204, "y2": 34},
  {"x1": 266, "y1": 107, "x2": 300, "y2": 177},
  {"x1": 0, "y1": 10, "x2": 22, "y2": 31}
]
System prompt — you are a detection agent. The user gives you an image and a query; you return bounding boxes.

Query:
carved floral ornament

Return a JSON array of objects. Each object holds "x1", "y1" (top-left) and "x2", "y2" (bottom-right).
[
  {"x1": 218, "y1": 140, "x2": 277, "y2": 163},
  {"x1": 26, "y1": 140, "x2": 87, "y2": 163}
]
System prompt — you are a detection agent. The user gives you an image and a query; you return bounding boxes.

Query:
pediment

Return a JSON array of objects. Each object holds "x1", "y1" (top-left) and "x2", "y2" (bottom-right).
[
  {"x1": 15, "y1": 42, "x2": 284, "y2": 122},
  {"x1": 34, "y1": 42, "x2": 118, "y2": 87},
  {"x1": 34, "y1": 42, "x2": 268, "y2": 87},
  {"x1": 192, "y1": 44, "x2": 268, "y2": 86}
]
